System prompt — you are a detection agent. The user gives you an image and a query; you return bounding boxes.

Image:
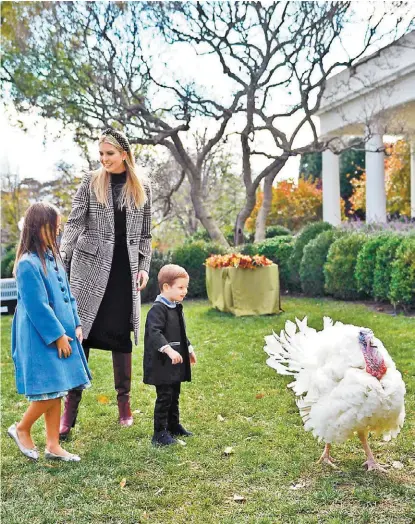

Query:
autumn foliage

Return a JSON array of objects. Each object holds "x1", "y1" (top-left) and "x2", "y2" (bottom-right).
[
  {"x1": 246, "y1": 178, "x2": 323, "y2": 233},
  {"x1": 205, "y1": 253, "x2": 273, "y2": 269}
]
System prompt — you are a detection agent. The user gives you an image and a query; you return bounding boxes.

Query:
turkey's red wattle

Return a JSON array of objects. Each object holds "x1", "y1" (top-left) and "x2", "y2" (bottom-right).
[{"x1": 365, "y1": 360, "x2": 387, "y2": 380}]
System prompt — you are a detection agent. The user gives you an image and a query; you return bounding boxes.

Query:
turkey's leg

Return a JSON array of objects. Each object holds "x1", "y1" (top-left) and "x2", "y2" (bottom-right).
[
  {"x1": 317, "y1": 443, "x2": 337, "y2": 468},
  {"x1": 358, "y1": 431, "x2": 386, "y2": 472}
]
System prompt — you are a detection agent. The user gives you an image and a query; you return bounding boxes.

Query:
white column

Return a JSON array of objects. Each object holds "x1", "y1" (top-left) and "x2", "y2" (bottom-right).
[
  {"x1": 365, "y1": 126, "x2": 386, "y2": 223},
  {"x1": 322, "y1": 149, "x2": 341, "y2": 226},
  {"x1": 411, "y1": 140, "x2": 415, "y2": 219}
]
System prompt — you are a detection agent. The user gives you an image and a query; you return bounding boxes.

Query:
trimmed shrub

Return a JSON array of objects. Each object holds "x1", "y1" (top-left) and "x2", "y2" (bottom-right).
[
  {"x1": 1, "y1": 245, "x2": 17, "y2": 278},
  {"x1": 389, "y1": 237, "x2": 415, "y2": 309},
  {"x1": 265, "y1": 225, "x2": 291, "y2": 238},
  {"x1": 256, "y1": 236, "x2": 295, "y2": 291},
  {"x1": 239, "y1": 243, "x2": 258, "y2": 257},
  {"x1": 324, "y1": 233, "x2": 367, "y2": 299},
  {"x1": 300, "y1": 229, "x2": 344, "y2": 296},
  {"x1": 171, "y1": 241, "x2": 224, "y2": 298},
  {"x1": 355, "y1": 234, "x2": 391, "y2": 297},
  {"x1": 373, "y1": 235, "x2": 403, "y2": 301},
  {"x1": 141, "y1": 249, "x2": 172, "y2": 303},
  {"x1": 290, "y1": 221, "x2": 333, "y2": 290}
]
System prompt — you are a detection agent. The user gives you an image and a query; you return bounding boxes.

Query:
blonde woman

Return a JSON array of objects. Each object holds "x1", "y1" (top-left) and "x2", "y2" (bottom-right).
[{"x1": 59, "y1": 128, "x2": 152, "y2": 438}]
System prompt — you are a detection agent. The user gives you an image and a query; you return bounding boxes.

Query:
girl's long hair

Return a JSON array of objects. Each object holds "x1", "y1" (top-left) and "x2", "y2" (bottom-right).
[
  {"x1": 91, "y1": 134, "x2": 147, "y2": 209},
  {"x1": 13, "y1": 202, "x2": 61, "y2": 276}
]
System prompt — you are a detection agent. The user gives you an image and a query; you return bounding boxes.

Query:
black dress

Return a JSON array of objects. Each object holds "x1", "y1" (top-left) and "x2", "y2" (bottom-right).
[{"x1": 82, "y1": 172, "x2": 133, "y2": 353}]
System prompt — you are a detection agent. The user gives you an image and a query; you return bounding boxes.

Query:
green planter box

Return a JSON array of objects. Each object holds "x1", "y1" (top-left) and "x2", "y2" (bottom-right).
[{"x1": 206, "y1": 264, "x2": 282, "y2": 316}]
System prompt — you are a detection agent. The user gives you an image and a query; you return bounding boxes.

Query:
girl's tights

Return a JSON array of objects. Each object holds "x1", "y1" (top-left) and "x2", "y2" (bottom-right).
[{"x1": 17, "y1": 398, "x2": 71, "y2": 456}]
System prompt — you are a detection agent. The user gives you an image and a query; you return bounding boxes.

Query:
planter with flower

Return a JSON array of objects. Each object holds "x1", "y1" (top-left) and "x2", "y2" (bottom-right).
[{"x1": 205, "y1": 253, "x2": 282, "y2": 316}]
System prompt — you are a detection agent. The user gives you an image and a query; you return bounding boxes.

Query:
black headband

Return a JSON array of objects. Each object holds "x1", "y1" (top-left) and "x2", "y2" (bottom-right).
[{"x1": 102, "y1": 128, "x2": 131, "y2": 153}]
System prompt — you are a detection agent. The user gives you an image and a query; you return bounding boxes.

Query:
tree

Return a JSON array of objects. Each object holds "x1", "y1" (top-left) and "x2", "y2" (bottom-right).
[
  {"x1": 246, "y1": 178, "x2": 323, "y2": 233},
  {"x1": 151, "y1": 2, "x2": 412, "y2": 243},
  {"x1": 146, "y1": 140, "x2": 245, "y2": 248},
  {"x1": 1, "y1": 173, "x2": 30, "y2": 243},
  {"x1": 2, "y1": 1, "x2": 412, "y2": 244}
]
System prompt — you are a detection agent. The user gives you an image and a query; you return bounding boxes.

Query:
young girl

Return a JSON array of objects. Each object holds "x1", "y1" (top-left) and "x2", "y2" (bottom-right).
[{"x1": 7, "y1": 202, "x2": 91, "y2": 462}]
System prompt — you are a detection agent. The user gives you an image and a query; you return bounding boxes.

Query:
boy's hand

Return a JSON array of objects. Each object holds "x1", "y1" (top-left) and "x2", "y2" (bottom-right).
[
  {"x1": 75, "y1": 326, "x2": 83, "y2": 343},
  {"x1": 165, "y1": 347, "x2": 183, "y2": 365},
  {"x1": 56, "y1": 335, "x2": 73, "y2": 359},
  {"x1": 190, "y1": 351, "x2": 197, "y2": 365}
]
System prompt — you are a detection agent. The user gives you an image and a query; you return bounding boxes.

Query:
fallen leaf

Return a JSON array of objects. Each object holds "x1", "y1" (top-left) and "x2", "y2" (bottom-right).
[
  {"x1": 223, "y1": 446, "x2": 234, "y2": 456},
  {"x1": 97, "y1": 395, "x2": 109, "y2": 404},
  {"x1": 142, "y1": 511, "x2": 150, "y2": 520},
  {"x1": 256, "y1": 393, "x2": 265, "y2": 399},
  {"x1": 177, "y1": 439, "x2": 186, "y2": 446},
  {"x1": 290, "y1": 482, "x2": 306, "y2": 490},
  {"x1": 233, "y1": 494, "x2": 246, "y2": 503},
  {"x1": 120, "y1": 478, "x2": 127, "y2": 488},
  {"x1": 155, "y1": 487, "x2": 164, "y2": 495},
  {"x1": 217, "y1": 415, "x2": 225, "y2": 422},
  {"x1": 133, "y1": 409, "x2": 142, "y2": 414},
  {"x1": 392, "y1": 461, "x2": 404, "y2": 470}
]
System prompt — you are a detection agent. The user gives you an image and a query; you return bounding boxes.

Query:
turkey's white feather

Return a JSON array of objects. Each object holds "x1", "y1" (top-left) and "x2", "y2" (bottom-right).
[{"x1": 264, "y1": 317, "x2": 406, "y2": 444}]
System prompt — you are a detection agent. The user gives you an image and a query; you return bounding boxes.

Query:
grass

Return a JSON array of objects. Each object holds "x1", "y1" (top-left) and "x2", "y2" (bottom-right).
[{"x1": 1, "y1": 297, "x2": 414, "y2": 524}]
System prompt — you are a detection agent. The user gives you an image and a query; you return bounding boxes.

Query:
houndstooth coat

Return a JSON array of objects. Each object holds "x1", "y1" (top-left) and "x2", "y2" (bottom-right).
[{"x1": 60, "y1": 172, "x2": 152, "y2": 345}]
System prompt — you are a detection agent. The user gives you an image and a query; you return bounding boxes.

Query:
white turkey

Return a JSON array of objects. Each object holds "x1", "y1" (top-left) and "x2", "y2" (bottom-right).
[{"x1": 264, "y1": 317, "x2": 406, "y2": 471}]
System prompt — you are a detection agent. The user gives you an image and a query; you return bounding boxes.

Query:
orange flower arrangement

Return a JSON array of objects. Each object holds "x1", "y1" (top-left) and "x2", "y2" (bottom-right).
[{"x1": 205, "y1": 253, "x2": 273, "y2": 269}]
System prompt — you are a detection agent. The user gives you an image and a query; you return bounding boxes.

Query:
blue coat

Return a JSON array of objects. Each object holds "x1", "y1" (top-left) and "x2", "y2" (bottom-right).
[{"x1": 12, "y1": 252, "x2": 92, "y2": 396}]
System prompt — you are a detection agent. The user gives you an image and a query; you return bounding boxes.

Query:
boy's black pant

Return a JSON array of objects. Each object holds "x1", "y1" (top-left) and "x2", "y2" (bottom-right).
[{"x1": 154, "y1": 383, "x2": 181, "y2": 432}]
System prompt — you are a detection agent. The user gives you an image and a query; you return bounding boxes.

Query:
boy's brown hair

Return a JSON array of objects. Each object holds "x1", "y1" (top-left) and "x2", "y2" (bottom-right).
[{"x1": 158, "y1": 264, "x2": 189, "y2": 291}]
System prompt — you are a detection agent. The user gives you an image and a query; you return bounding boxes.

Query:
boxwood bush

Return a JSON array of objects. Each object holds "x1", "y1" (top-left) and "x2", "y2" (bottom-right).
[
  {"x1": 289, "y1": 221, "x2": 333, "y2": 290},
  {"x1": 256, "y1": 236, "x2": 295, "y2": 291},
  {"x1": 1, "y1": 244, "x2": 17, "y2": 278},
  {"x1": 300, "y1": 229, "x2": 344, "y2": 296},
  {"x1": 239, "y1": 243, "x2": 258, "y2": 257},
  {"x1": 265, "y1": 225, "x2": 291, "y2": 238},
  {"x1": 373, "y1": 235, "x2": 403, "y2": 302},
  {"x1": 141, "y1": 249, "x2": 172, "y2": 303},
  {"x1": 324, "y1": 233, "x2": 367, "y2": 300},
  {"x1": 355, "y1": 234, "x2": 391, "y2": 297},
  {"x1": 171, "y1": 241, "x2": 224, "y2": 298},
  {"x1": 389, "y1": 236, "x2": 415, "y2": 309}
]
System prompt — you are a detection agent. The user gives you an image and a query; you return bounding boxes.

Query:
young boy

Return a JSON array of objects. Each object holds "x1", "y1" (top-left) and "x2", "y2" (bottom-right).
[{"x1": 144, "y1": 264, "x2": 197, "y2": 446}]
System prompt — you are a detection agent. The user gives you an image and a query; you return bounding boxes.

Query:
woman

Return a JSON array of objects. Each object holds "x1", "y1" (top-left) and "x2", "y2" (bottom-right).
[{"x1": 59, "y1": 128, "x2": 152, "y2": 439}]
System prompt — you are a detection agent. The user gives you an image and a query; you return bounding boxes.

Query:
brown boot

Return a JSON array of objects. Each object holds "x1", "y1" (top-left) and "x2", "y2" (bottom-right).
[{"x1": 112, "y1": 351, "x2": 133, "y2": 427}]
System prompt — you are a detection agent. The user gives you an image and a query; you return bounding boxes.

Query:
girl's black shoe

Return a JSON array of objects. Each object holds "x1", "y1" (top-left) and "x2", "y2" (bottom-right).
[
  {"x1": 168, "y1": 424, "x2": 193, "y2": 437},
  {"x1": 152, "y1": 430, "x2": 177, "y2": 446}
]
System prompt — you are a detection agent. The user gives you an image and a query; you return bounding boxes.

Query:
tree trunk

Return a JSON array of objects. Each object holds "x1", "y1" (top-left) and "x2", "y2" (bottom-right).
[
  {"x1": 234, "y1": 190, "x2": 257, "y2": 246},
  {"x1": 254, "y1": 173, "x2": 275, "y2": 243},
  {"x1": 190, "y1": 186, "x2": 229, "y2": 247}
]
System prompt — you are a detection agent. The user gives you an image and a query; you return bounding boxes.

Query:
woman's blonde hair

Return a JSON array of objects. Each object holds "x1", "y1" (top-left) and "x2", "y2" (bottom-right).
[{"x1": 91, "y1": 132, "x2": 147, "y2": 209}]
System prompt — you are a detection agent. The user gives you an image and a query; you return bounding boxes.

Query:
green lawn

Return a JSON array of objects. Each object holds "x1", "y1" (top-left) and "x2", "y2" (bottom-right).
[{"x1": 1, "y1": 298, "x2": 414, "y2": 524}]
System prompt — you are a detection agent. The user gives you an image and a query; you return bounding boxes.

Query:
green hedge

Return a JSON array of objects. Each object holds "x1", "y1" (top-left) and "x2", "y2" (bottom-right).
[
  {"x1": 355, "y1": 234, "x2": 391, "y2": 297},
  {"x1": 289, "y1": 222, "x2": 333, "y2": 290},
  {"x1": 141, "y1": 249, "x2": 172, "y2": 303},
  {"x1": 239, "y1": 243, "x2": 258, "y2": 257},
  {"x1": 389, "y1": 237, "x2": 415, "y2": 308},
  {"x1": 171, "y1": 241, "x2": 224, "y2": 298},
  {"x1": 373, "y1": 235, "x2": 403, "y2": 302},
  {"x1": 265, "y1": 225, "x2": 291, "y2": 238},
  {"x1": 1, "y1": 245, "x2": 16, "y2": 278},
  {"x1": 300, "y1": 229, "x2": 343, "y2": 296},
  {"x1": 324, "y1": 233, "x2": 367, "y2": 300},
  {"x1": 256, "y1": 236, "x2": 295, "y2": 291}
]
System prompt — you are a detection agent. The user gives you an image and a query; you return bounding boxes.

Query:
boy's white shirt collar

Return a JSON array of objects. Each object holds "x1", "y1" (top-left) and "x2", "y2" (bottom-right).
[{"x1": 156, "y1": 294, "x2": 177, "y2": 308}]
